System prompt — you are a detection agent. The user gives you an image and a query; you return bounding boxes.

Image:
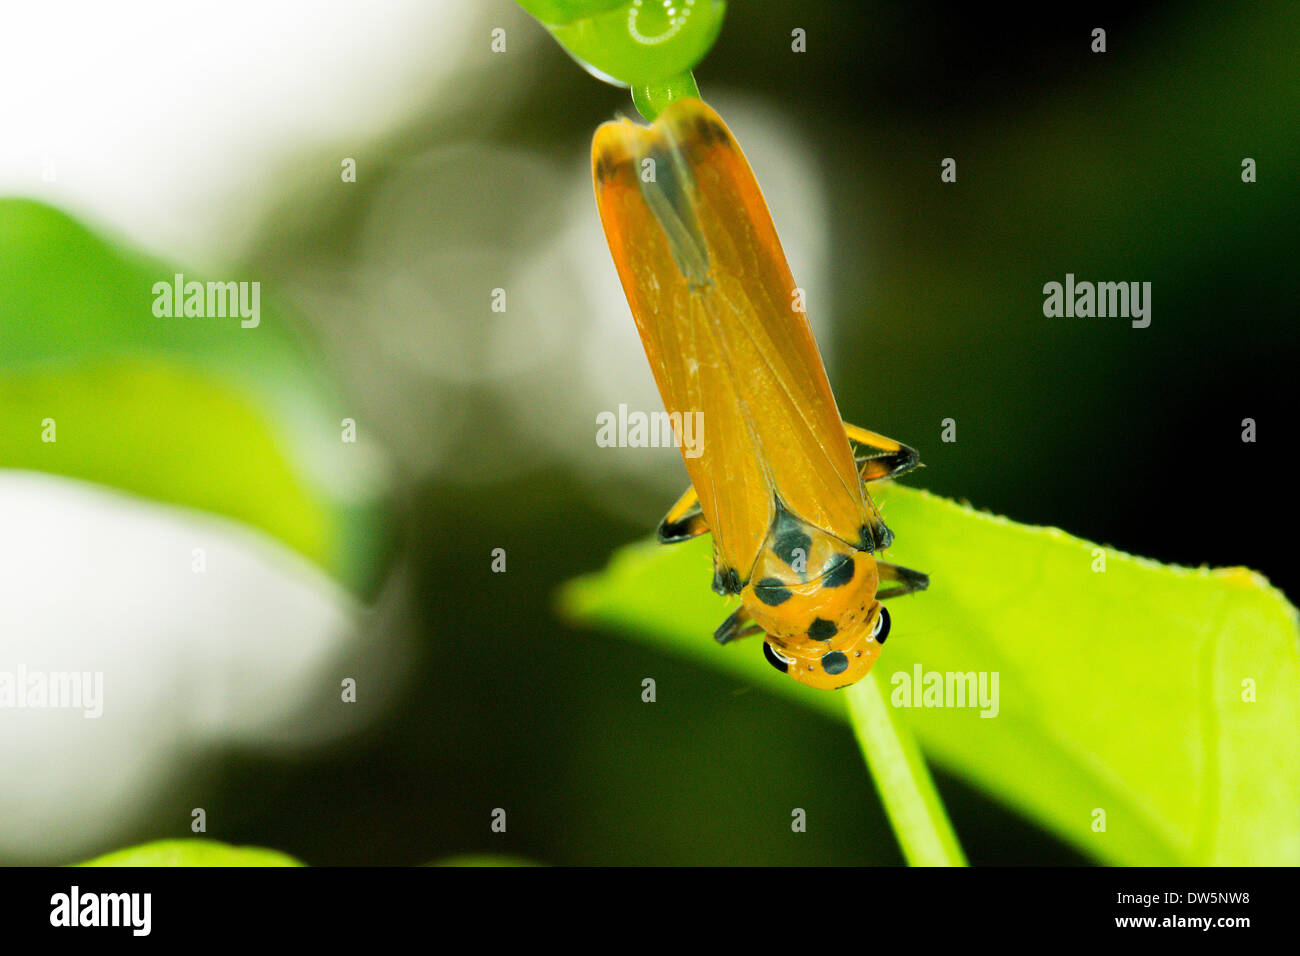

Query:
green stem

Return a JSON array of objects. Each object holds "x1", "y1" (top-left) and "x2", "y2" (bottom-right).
[
  {"x1": 631, "y1": 71, "x2": 700, "y2": 121},
  {"x1": 847, "y1": 668, "x2": 967, "y2": 866}
]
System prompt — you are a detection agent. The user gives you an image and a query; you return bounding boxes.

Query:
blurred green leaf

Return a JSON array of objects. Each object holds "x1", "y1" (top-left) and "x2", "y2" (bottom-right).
[
  {"x1": 77, "y1": 840, "x2": 301, "y2": 867},
  {"x1": 517, "y1": 0, "x2": 725, "y2": 87},
  {"x1": 0, "y1": 200, "x2": 390, "y2": 595},
  {"x1": 561, "y1": 484, "x2": 1300, "y2": 865}
]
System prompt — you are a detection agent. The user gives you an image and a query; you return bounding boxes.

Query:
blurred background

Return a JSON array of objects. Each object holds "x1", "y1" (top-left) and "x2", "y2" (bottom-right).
[{"x1": 0, "y1": 0, "x2": 1295, "y2": 864}]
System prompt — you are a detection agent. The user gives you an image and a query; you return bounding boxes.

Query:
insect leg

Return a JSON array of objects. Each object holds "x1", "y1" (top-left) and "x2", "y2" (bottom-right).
[
  {"x1": 844, "y1": 422, "x2": 921, "y2": 484},
  {"x1": 875, "y1": 561, "x2": 930, "y2": 600},
  {"x1": 657, "y1": 484, "x2": 709, "y2": 543},
  {"x1": 713, "y1": 604, "x2": 765, "y2": 645}
]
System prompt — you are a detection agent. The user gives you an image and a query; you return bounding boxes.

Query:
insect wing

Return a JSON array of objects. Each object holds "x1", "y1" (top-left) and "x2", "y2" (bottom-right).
[{"x1": 593, "y1": 99, "x2": 879, "y2": 580}]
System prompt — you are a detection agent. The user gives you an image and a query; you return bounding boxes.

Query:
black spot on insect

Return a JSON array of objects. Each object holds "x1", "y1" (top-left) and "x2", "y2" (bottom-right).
[
  {"x1": 822, "y1": 556, "x2": 856, "y2": 588},
  {"x1": 712, "y1": 566, "x2": 742, "y2": 595},
  {"x1": 808, "y1": 618, "x2": 838, "y2": 641},
  {"x1": 821, "y1": 651, "x2": 849, "y2": 675},
  {"x1": 769, "y1": 500, "x2": 812, "y2": 569},
  {"x1": 762, "y1": 641, "x2": 789, "y2": 674},
  {"x1": 773, "y1": 530, "x2": 812, "y2": 568},
  {"x1": 754, "y1": 578, "x2": 793, "y2": 606},
  {"x1": 594, "y1": 157, "x2": 610, "y2": 183}
]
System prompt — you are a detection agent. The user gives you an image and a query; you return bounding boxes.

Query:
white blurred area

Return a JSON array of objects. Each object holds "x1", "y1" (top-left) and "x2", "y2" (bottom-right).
[
  {"x1": 0, "y1": 0, "x2": 519, "y2": 266},
  {"x1": 0, "y1": 470, "x2": 398, "y2": 863},
  {"x1": 0, "y1": 0, "x2": 834, "y2": 518}
]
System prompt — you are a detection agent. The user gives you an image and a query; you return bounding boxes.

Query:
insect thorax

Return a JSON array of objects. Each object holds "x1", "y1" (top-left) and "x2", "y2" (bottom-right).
[{"x1": 741, "y1": 504, "x2": 880, "y2": 646}]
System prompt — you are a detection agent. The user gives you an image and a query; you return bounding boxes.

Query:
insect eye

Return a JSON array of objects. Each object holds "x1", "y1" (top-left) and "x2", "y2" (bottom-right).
[
  {"x1": 871, "y1": 606, "x2": 892, "y2": 644},
  {"x1": 762, "y1": 641, "x2": 790, "y2": 674}
]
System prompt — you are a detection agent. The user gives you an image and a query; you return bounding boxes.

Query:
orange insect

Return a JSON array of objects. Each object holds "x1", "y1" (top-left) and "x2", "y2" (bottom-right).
[{"x1": 592, "y1": 98, "x2": 928, "y2": 690}]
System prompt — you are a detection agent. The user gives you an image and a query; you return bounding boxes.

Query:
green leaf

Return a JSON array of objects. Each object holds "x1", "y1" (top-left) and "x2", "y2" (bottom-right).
[
  {"x1": 76, "y1": 840, "x2": 302, "y2": 867},
  {"x1": 560, "y1": 484, "x2": 1300, "y2": 865},
  {"x1": 517, "y1": 0, "x2": 725, "y2": 88},
  {"x1": 0, "y1": 200, "x2": 390, "y2": 595}
]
